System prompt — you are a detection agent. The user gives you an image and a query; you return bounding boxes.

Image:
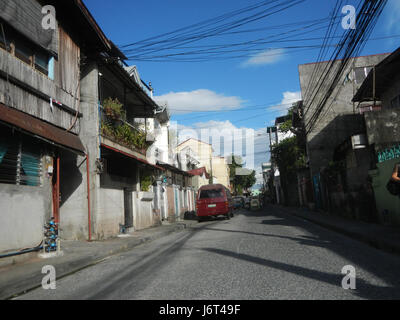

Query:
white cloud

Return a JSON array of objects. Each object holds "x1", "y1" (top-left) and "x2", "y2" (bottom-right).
[
  {"x1": 268, "y1": 91, "x2": 302, "y2": 115},
  {"x1": 177, "y1": 120, "x2": 270, "y2": 185},
  {"x1": 386, "y1": 0, "x2": 400, "y2": 34},
  {"x1": 241, "y1": 48, "x2": 285, "y2": 67},
  {"x1": 154, "y1": 89, "x2": 244, "y2": 115}
]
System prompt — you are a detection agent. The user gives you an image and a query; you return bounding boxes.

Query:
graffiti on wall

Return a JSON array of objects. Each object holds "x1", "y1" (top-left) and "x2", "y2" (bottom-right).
[{"x1": 377, "y1": 144, "x2": 400, "y2": 163}]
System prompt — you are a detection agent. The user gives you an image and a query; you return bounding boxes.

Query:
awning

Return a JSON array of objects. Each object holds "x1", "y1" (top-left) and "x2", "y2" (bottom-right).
[
  {"x1": 0, "y1": 103, "x2": 85, "y2": 155},
  {"x1": 101, "y1": 143, "x2": 164, "y2": 171}
]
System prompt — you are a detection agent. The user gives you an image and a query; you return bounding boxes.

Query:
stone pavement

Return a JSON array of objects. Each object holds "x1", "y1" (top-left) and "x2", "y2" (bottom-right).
[
  {"x1": 277, "y1": 205, "x2": 400, "y2": 256},
  {"x1": 0, "y1": 219, "x2": 198, "y2": 300}
]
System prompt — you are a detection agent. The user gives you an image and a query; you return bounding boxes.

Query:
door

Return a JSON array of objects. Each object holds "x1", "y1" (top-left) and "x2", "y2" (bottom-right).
[
  {"x1": 174, "y1": 187, "x2": 180, "y2": 218},
  {"x1": 124, "y1": 188, "x2": 133, "y2": 228}
]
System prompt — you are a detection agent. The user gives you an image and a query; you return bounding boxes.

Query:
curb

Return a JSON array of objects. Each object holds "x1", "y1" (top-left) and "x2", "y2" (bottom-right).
[
  {"x1": 1, "y1": 220, "x2": 196, "y2": 300},
  {"x1": 278, "y1": 206, "x2": 400, "y2": 256}
]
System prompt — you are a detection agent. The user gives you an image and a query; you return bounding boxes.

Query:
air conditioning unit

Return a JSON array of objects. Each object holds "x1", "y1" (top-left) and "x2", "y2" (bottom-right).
[{"x1": 351, "y1": 134, "x2": 368, "y2": 150}]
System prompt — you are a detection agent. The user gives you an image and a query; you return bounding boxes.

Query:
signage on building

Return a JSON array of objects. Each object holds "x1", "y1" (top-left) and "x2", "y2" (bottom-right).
[{"x1": 377, "y1": 144, "x2": 400, "y2": 163}]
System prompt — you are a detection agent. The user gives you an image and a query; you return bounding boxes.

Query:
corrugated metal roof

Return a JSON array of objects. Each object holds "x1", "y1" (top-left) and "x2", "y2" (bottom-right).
[{"x1": 0, "y1": 103, "x2": 85, "y2": 154}]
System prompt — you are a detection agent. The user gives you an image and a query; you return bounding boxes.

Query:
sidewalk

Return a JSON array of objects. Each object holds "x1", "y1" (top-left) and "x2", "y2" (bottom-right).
[
  {"x1": 0, "y1": 219, "x2": 198, "y2": 300},
  {"x1": 277, "y1": 205, "x2": 400, "y2": 256}
]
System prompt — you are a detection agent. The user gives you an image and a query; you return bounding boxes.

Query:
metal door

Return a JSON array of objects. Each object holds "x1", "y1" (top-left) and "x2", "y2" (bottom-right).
[{"x1": 124, "y1": 188, "x2": 133, "y2": 228}]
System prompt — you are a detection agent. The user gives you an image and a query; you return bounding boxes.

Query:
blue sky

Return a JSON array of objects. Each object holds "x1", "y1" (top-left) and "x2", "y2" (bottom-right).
[{"x1": 84, "y1": 0, "x2": 400, "y2": 185}]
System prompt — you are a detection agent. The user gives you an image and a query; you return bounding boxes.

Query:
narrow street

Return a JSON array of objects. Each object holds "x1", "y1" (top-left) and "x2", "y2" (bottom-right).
[{"x1": 18, "y1": 206, "x2": 400, "y2": 300}]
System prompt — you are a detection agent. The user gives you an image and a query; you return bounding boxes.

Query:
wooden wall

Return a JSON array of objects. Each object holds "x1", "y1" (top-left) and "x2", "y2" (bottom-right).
[{"x1": 0, "y1": 25, "x2": 81, "y2": 134}]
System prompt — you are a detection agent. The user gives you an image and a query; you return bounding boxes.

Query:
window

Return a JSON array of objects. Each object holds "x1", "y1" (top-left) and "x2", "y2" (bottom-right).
[
  {"x1": 354, "y1": 66, "x2": 373, "y2": 85},
  {"x1": 0, "y1": 22, "x2": 50, "y2": 76},
  {"x1": 0, "y1": 127, "x2": 42, "y2": 187},
  {"x1": 199, "y1": 189, "x2": 224, "y2": 199}
]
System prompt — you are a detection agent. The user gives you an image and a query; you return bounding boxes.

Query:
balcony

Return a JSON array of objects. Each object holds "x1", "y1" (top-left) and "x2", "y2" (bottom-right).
[{"x1": 100, "y1": 98, "x2": 154, "y2": 155}]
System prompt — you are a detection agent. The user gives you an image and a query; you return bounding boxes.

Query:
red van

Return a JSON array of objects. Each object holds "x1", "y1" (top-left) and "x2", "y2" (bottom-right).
[{"x1": 196, "y1": 184, "x2": 234, "y2": 222}]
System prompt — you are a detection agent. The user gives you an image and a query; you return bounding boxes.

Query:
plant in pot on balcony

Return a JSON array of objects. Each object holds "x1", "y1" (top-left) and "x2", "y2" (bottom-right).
[
  {"x1": 103, "y1": 97, "x2": 125, "y2": 120},
  {"x1": 114, "y1": 124, "x2": 147, "y2": 151}
]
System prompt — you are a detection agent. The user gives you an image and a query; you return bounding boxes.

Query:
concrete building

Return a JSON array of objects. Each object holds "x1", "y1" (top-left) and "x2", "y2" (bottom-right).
[
  {"x1": 211, "y1": 156, "x2": 230, "y2": 189},
  {"x1": 353, "y1": 47, "x2": 400, "y2": 225},
  {"x1": 298, "y1": 53, "x2": 390, "y2": 217},
  {"x1": 0, "y1": 0, "x2": 103, "y2": 253},
  {"x1": 177, "y1": 138, "x2": 231, "y2": 189},
  {"x1": 177, "y1": 138, "x2": 214, "y2": 178},
  {"x1": 188, "y1": 167, "x2": 211, "y2": 191}
]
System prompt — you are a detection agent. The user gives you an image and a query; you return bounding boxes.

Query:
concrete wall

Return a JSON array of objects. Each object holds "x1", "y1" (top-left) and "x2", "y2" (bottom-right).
[
  {"x1": 59, "y1": 150, "x2": 88, "y2": 241},
  {"x1": 212, "y1": 157, "x2": 230, "y2": 189},
  {"x1": 0, "y1": 160, "x2": 52, "y2": 252},
  {"x1": 365, "y1": 108, "x2": 400, "y2": 149},
  {"x1": 364, "y1": 94, "x2": 400, "y2": 226},
  {"x1": 132, "y1": 191, "x2": 155, "y2": 230},
  {"x1": 148, "y1": 120, "x2": 170, "y2": 165},
  {"x1": 96, "y1": 188, "x2": 124, "y2": 239},
  {"x1": 382, "y1": 77, "x2": 400, "y2": 110},
  {"x1": 299, "y1": 54, "x2": 390, "y2": 177},
  {"x1": 369, "y1": 159, "x2": 400, "y2": 226},
  {"x1": 60, "y1": 62, "x2": 100, "y2": 240},
  {"x1": 166, "y1": 186, "x2": 176, "y2": 222}
]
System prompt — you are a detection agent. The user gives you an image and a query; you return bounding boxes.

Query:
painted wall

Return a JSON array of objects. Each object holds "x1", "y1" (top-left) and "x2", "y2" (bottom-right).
[
  {"x1": 212, "y1": 157, "x2": 230, "y2": 189},
  {"x1": 177, "y1": 139, "x2": 213, "y2": 174},
  {"x1": 0, "y1": 169, "x2": 51, "y2": 252},
  {"x1": 96, "y1": 188, "x2": 124, "y2": 239},
  {"x1": 369, "y1": 159, "x2": 400, "y2": 226},
  {"x1": 132, "y1": 191, "x2": 155, "y2": 230}
]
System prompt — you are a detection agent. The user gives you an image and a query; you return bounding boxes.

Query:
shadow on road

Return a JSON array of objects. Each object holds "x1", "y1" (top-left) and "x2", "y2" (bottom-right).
[
  {"x1": 202, "y1": 247, "x2": 400, "y2": 300},
  {"x1": 200, "y1": 226, "x2": 332, "y2": 249},
  {"x1": 87, "y1": 221, "x2": 219, "y2": 299},
  {"x1": 202, "y1": 205, "x2": 400, "y2": 299}
]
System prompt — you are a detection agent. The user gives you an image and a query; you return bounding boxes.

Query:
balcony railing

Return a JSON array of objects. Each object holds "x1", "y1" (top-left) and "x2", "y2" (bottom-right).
[{"x1": 100, "y1": 103, "x2": 152, "y2": 154}]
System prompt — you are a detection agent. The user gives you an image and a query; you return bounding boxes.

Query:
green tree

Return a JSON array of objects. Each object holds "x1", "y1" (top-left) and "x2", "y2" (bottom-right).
[{"x1": 227, "y1": 155, "x2": 257, "y2": 194}]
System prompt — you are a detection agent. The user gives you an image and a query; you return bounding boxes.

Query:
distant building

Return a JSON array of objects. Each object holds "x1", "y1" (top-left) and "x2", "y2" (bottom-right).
[{"x1": 211, "y1": 156, "x2": 230, "y2": 189}]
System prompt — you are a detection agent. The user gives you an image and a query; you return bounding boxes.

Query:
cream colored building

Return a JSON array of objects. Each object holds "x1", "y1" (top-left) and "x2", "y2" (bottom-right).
[
  {"x1": 177, "y1": 139, "x2": 231, "y2": 190},
  {"x1": 211, "y1": 156, "x2": 230, "y2": 189},
  {"x1": 177, "y1": 139, "x2": 213, "y2": 174}
]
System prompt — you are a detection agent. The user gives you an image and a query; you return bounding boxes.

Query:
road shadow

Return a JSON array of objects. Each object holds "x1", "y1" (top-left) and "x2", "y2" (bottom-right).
[
  {"x1": 209, "y1": 205, "x2": 400, "y2": 299},
  {"x1": 200, "y1": 227, "x2": 332, "y2": 249},
  {"x1": 202, "y1": 247, "x2": 400, "y2": 300},
  {"x1": 87, "y1": 221, "x2": 219, "y2": 299}
]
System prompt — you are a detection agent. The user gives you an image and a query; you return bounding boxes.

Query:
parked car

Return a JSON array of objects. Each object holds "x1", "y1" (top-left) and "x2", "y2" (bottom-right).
[
  {"x1": 250, "y1": 197, "x2": 261, "y2": 210},
  {"x1": 233, "y1": 196, "x2": 244, "y2": 209},
  {"x1": 196, "y1": 184, "x2": 234, "y2": 222}
]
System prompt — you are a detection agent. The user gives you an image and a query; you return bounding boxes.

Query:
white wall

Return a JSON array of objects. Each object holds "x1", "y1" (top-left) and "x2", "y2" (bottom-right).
[
  {"x1": 96, "y1": 188, "x2": 124, "y2": 239},
  {"x1": 0, "y1": 185, "x2": 47, "y2": 252},
  {"x1": 132, "y1": 191, "x2": 155, "y2": 230}
]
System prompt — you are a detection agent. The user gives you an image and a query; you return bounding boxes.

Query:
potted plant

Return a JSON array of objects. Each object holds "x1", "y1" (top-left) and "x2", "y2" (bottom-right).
[{"x1": 103, "y1": 97, "x2": 124, "y2": 120}]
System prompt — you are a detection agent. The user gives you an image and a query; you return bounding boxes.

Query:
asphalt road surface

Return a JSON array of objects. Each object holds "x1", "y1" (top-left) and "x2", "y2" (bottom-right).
[{"x1": 17, "y1": 206, "x2": 400, "y2": 300}]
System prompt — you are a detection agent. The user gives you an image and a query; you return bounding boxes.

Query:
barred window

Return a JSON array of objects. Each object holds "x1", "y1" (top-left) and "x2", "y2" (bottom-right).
[{"x1": 0, "y1": 127, "x2": 42, "y2": 187}]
